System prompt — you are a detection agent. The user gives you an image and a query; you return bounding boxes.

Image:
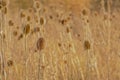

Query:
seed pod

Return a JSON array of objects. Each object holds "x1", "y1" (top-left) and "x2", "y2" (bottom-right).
[
  {"x1": 82, "y1": 9, "x2": 87, "y2": 15},
  {"x1": 37, "y1": 37, "x2": 45, "y2": 51},
  {"x1": 13, "y1": 31, "x2": 18, "y2": 36},
  {"x1": 23, "y1": 24, "x2": 30, "y2": 35},
  {"x1": 84, "y1": 40, "x2": 90, "y2": 50},
  {"x1": 40, "y1": 17, "x2": 44, "y2": 25},
  {"x1": 8, "y1": 20, "x2": 14, "y2": 26},
  {"x1": 7, "y1": 60, "x2": 13, "y2": 67},
  {"x1": 18, "y1": 34, "x2": 23, "y2": 40}
]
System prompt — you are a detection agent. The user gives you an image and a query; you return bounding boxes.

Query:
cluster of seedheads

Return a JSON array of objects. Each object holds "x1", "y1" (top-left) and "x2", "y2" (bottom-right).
[
  {"x1": 1, "y1": 1, "x2": 47, "y2": 55},
  {"x1": 0, "y1": 1, "x2": 7, "y2": 14},
  {"x1": 17, "y1": 10, "x2": 45, "y2": 40},
  {"x1": 81, "y1": 9, "x2": 90, "y2": 24},
  {"x1": 18, "y1": 23, "x2": 31, "y2": 40},
  {"x1": 59, "y1": 14, "x2": 71, "y2": 25},
  {"x1": 3, "y1": 0, "x2": 91, "y2": 58}
]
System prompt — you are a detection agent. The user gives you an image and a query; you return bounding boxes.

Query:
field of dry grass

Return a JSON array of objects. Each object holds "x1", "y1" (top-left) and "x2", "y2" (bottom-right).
[{"x1": 0, "y1": 0, "x2": 120, "y2": 80}]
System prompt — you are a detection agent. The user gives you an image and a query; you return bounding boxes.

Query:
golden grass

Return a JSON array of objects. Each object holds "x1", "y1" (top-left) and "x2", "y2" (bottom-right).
[{"x1": 0, "y1": 0, "x2": 120, "y2": 80}]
